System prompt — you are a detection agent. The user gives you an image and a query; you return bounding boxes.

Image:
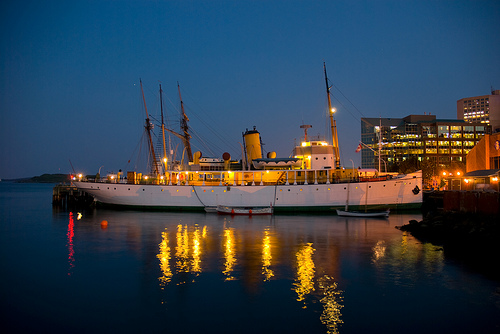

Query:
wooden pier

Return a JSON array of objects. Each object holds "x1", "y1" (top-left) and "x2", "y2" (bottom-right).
[
  {"x1": 423, "y1": 190, "x2": 500, "y2": 216},
  {"x1": 52, "y1": 184, "x2": 94, "y2": 209}
]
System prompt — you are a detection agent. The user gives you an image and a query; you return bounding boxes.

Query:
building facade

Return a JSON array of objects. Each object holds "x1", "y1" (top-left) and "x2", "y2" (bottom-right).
[
  {"x1": 465, "y1": 132, "x2": 500, "y2": 172},
  {"x1": 457, "y1": 89, "x2": 500, "y2": 132},
  {"x1": 361, "y1": 115, "x2": 490, "y2": 170}
]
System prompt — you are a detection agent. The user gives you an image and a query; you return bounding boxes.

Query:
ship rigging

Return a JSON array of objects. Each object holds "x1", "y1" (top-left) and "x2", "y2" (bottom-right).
[{"x1": 72, "y1": 66, "x2": 423, "y2": 212}]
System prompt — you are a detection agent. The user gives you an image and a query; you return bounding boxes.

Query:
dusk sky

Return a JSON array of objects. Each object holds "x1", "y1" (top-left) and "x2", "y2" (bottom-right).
[{"x1": 1, "y1": 0, "x2": 499, "y2": 179}]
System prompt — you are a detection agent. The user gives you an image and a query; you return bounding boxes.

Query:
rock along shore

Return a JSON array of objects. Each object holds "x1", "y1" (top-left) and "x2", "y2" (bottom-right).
[{"x1": 396, "y1": 209, "x2": 500, "y2": 279}]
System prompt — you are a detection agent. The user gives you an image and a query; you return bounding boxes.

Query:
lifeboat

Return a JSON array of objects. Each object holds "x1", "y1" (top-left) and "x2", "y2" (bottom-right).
[{"x1": 252, "y1": 158, "x2": 302, "y2": 169}]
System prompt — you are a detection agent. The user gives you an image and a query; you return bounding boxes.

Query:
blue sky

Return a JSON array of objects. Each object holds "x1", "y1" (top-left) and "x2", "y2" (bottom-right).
[{"x1": 1, "y1": 0, "x2": 499, "y2": 179}]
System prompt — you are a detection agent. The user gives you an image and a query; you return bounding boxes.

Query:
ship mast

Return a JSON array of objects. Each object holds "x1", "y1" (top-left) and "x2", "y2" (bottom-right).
[
  {"x1": 159, "y1": 84, "x2": 168, "y2": 171},
  {"x1": 324, "y1": 62, "x2": 340, "y2": 169},
  {"x1": 178, "y1": 82, "x2": 193, "y2": 162},
  {"x1": 378, "y1": 117, "x2": 382, "y2": 173},
  {"x1": 140, "y1": 79, "x2": 160, "y2": 178}
]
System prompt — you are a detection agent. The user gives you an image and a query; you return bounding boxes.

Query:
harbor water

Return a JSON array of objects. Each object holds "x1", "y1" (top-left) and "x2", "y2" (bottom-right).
[{"x1": 1, "y1": 183, "x2": 499, "y2": 333}]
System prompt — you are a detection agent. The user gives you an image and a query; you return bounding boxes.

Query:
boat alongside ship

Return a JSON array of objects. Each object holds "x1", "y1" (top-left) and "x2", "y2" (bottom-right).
[
  {"x1": 336, "y1": 209, "x2": 390, "y2": 218},
  {"x1": 216, "y1": 205, "x2": 273, "y2": 215},
  {"x1": 73, "y1": 65, "x2": 423, "y2": 213}
]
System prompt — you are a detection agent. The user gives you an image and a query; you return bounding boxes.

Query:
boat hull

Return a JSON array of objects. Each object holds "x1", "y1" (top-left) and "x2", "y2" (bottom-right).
[
  {"x1": 74, "y1": 171, "x2": 422, "y2": 213},
  {"x1": 336, "y1": 209, "x2": 390, "y2": 218},
  {"x1": 216, "y1": 205, "x2": 273, "y2": 215}
]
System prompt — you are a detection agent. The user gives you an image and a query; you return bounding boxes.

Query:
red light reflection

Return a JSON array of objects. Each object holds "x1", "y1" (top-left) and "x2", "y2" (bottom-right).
[{"x1": 67, "y1": 212, "x2": 75, "y2": 275}]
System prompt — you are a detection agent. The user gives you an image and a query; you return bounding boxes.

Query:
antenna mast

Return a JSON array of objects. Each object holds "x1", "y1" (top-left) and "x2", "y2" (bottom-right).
[{"x1": 324, "y1": 62, "x2": 340, "y2": 169}]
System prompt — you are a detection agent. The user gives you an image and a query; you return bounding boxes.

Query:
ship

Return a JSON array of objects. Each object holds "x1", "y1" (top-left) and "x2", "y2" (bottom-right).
[{"x1": 73, "y1": 65, "x2": 422, "y2": 213}]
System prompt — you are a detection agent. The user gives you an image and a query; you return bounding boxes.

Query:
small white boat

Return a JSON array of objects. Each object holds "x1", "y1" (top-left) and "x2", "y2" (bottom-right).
[
  {"x1": 217, "y1": 205, "x2": 273, "y2": 215},
  {"x1": 336, "y1": 209, "x2": 390, "y2": 218},
  {"x1": 204, "y1": 206, "x2": 218, "y2": 213},
  {"x1": 338, "y1": 180, "x2": 390, "y2": 218}
]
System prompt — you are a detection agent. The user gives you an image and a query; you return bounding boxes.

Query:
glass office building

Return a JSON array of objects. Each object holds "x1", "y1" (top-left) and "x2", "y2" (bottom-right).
[{"x1": 360, "y1": 114, "x2": 490, "y2": 170}]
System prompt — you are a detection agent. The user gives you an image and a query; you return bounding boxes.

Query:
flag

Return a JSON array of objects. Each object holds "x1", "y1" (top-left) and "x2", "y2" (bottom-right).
[{"x1": 355, "y1": 143, "x2": 362, "y2": 153}]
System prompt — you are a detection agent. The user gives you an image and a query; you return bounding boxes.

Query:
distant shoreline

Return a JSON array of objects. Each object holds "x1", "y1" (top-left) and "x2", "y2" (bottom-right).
[{"x1": 1, "y1": 174, "x2": 71, "y2": 183}]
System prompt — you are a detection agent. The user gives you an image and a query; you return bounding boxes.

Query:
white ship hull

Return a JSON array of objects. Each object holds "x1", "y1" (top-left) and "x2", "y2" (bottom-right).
[{"x1": 74, "y1": 171, "x2": 422, "y2": 213}]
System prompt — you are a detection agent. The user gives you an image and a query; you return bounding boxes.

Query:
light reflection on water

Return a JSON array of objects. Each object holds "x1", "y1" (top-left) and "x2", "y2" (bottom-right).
[
  {"x1": 151, "y1": 215, "x2": 347, "y2": 332},
  {"x1": 294, "y1": 243, "x2": 316, "y2": 304},
  {"x1": 262, "y1": 228, "x2": 274, "y2": 281},
  {"x1": 66, "y1": 212, "x2": 75, "y2": 275},
  {"x1": 58, "y1": 210, "x2": 498, "y2": 333},
  {"x1": 2, "y1": 183, "x2": 498, "y2": 334},
  {"x1": 371, "y1": 231, "x2": 445, "y2": 288},
  {"x1": 223, "y1": 225, "x2": 237, "y2": 281},
  {"x1": 157, "y1": 229, "x2": 172, "y2": 286},
  {"x1": 319, "y1": 275, "x2": 344, "y2": 334}
]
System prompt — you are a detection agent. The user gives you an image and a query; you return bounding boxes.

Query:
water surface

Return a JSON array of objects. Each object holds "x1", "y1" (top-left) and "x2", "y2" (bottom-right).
[{"x1": 1, "y1": 183, "x2": 499, "y2": 333}]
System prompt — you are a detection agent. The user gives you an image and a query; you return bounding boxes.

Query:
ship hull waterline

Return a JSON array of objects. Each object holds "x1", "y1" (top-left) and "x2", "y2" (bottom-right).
[{"x1": 74, "y1": 172, "x2": 422, "y2": 213}]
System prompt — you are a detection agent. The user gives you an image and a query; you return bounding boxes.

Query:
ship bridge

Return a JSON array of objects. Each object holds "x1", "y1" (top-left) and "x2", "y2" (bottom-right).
[{"x1": 293, "y1": 140, "x2": 335, "y2": 170}]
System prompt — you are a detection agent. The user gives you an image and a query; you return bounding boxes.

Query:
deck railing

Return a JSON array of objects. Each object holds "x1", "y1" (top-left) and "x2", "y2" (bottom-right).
[{"x1": 89, "y1": 169, "x2": 373, "y2": 186}]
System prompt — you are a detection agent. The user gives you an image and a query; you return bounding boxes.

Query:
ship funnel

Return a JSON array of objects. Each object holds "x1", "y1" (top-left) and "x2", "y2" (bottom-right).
[
  {"x1": 193, "y1": 151, "x2": 202, "y2": 164},
  {"x1": 243, "y1": 127, "x2": 262, "y2": 167},
  {"x1": 222, "y1": 152, "x2": 231, "y2": 170}
]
